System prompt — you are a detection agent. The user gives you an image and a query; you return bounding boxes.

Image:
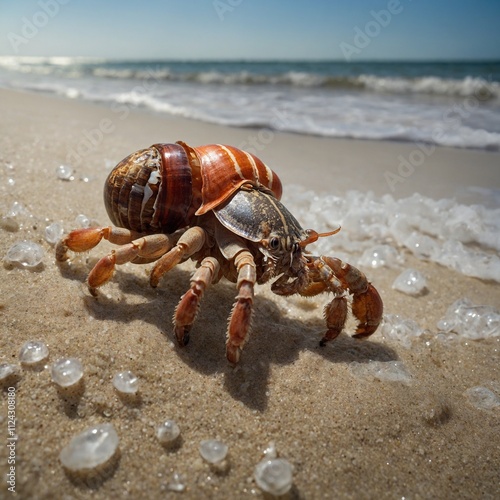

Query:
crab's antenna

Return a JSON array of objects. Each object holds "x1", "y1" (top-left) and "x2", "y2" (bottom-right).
[{"x1": 300, "y1": 226, "x2": 341, "y2": 247}]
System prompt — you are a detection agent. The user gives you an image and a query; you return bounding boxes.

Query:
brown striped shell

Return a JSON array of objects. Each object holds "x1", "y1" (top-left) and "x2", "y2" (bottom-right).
[{"x1": 104, "y1": 141, "x2": 282, "y2": 234}]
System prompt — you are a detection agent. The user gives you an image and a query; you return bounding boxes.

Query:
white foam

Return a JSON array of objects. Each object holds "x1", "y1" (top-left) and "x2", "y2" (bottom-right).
[
  {"x1": 283, "y1": 187, "x2": 500, "y2": 283},
  {"x1": 437, "y1": 298, "x2": 500, "y2": 340}
]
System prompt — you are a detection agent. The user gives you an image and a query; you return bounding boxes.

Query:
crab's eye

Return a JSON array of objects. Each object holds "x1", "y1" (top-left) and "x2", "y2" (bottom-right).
[{"x1": 269, "y1": 237, "x2": 280, "y2": 250}]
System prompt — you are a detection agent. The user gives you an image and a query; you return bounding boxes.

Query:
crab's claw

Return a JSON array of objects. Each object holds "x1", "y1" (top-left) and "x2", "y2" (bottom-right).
[{"x1": 351, "y1": 283, "x2": 384, "y2": 339}]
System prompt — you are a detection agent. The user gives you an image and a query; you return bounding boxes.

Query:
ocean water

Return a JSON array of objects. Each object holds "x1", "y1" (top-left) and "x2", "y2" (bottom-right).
[{"x1": 1, "y1": 56, "x2": 500, "y2": 150}]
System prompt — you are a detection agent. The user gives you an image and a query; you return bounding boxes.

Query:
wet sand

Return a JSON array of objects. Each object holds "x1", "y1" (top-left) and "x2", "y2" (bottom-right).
[{"x1": 0, "y1": 88, "x2": 499, "y2": 499}]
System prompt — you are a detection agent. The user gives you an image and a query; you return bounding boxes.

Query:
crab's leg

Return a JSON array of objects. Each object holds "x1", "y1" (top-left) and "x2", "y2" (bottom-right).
[
  {"x1": 56, "y1": 226, "x2": 143, "y2": 262},
  {"x1": 86, "y1": 232, "x2": 181, "y2": 295},
  {"x1": 150, "y1": 227, "x2": 206, "y2": 288},
  {"x1": 173, "y1": 256, "x2": 220, "y2": 347},
  {"x1": 226, "y1": 250, "x2": 257, "y2": 364},
  {"x1": 312, "y1": 256, "x2": 383, "y2": 343}
]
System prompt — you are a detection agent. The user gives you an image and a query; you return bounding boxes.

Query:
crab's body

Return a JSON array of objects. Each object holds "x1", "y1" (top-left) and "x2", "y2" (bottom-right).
[{"x1": 56, "y1": 142, "x2": 383, "y2": 363}]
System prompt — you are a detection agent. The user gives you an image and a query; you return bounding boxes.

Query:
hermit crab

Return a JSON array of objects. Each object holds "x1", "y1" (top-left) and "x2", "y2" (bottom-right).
[{"x1": 56, "y1": 142, "x2": 383, "y2": 363}]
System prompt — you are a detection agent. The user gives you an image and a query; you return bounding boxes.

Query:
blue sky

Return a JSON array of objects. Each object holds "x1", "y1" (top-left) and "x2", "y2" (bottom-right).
[{"x1": 1, "y1": 0, "x2": 499, "y2": 60}]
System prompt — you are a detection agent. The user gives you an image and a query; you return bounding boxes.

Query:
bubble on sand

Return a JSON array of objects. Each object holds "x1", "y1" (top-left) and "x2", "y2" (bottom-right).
[
  {"x1": 1, "y1": 202, "x2": 30, "y2": 232},
  {"x1": 75, "y1": 214, "x2": 91, "y2": 228},
  {"x1": 381, "y1": 314, "x2": 425, "y2": 348},
  {"x1": 166, "y1": 472, "x2": 186, "y2": 492},
  {"x1": 19, "y1": 340, "x2": 49, "y2": 365},
  {"x1": 56, "y1": 164, "x2": 75, "y2": 181},
  {"x1": 0, "y1": 363, "x2": 20, "y2": 382},
  {"x1": 45, "y1": 222, "x2": 64, "y2": 244},
  {"x1": 464, "y1": 386, "x2": 500, "y2": 410},
  {"x1": 112, "y1": 370, "x2": 139, "y2": 394},
  {"x1": 51, "y1": 358, "x2": 83, "y2": 387},
  {"x1": 157, "y1": 420, "x2": 181, "y2": 446},
  {"x1": 437, "y1": 298, "x2": 500, "y2": 340},
  {"x1": 359, "y1": 244, "x2": 401, "y2": 268},
  {"x1": 5, "y1": 241, "x2": 44, "y2": 268},
  {"x1": 199, "y1": 439, "x2": 228, "y2": 464},
  {"x1": 254, "y1": 458, "x2": 293, "y2": 496},
  {"x1": 392, "y1": 268, "x2": 427, "y2": 296},
  {"x1": 350, "y1": 360, "x2": 413, "y2": 384},
  {"x1": 59, "y1": 423, "x2": 119, "y2": 471}
]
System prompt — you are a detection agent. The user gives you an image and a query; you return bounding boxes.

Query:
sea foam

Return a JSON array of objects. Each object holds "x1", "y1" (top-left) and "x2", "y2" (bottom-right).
[{"x1": 283, "y1": 187, "x2": 500, "y2": 283}]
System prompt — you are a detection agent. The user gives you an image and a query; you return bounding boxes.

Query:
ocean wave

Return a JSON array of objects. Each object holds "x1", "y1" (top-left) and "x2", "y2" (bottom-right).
[
  {"x1": 1, "y1": 56, "x2": 498, "y2": 99},
  {"x1": 1, "y1": 57, "x2": 499, "y2": 150},
  {"x1": 82, "y1": 69, "x2": 500, "y2": 99}
]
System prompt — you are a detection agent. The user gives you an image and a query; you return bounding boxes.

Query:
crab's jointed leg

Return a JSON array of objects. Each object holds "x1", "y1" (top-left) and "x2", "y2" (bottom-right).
[
  {"x1": 56, "y1": 226, "x2": 142, "y2": 262},
  {"x1": 56, "y1": 226, "x2": 182, "y2": 295},
  {"x1": 173, "y1": 256, "x2": 220, "y2": 347},
  {"x1": 149, "y1": 226, "x2": 206, "y2": 288},
  {"x1": 226, "y1": 250, "x2": 257, "y2": 364}
]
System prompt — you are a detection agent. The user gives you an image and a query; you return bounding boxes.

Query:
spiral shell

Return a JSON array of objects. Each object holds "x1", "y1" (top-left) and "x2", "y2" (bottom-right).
[{"x1": 104, "y1": 141, "x2": 282, "y2": 234}]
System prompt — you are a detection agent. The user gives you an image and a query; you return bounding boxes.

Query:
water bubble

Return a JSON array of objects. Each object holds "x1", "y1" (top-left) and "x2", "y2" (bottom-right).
[
  {"x1": 199, "y1": 439, "x2": 228, "y2": 464},
  {"x1": 113, "y1": 370, "x2": 139, "y2": 394},
  {"x1": 75, "y1": 214, "x2": 91, "y2": 228},
  {"x1": 1, "y1": 202, "x2": 30, "y2": 232},
  {"x1": 0, "y1": 363, "x2": 20, "y2": 381},
  {"x1": 359, "y1": 244, "x2": 401, "y2": 269},
  {"x1": 350, "y1": 360, "x2": 412, "y2": 384},
  {"x1": 5, "y1": 241, "x2": 44, "y2": 268},
  {"x1": 51, "y1": 358, "x2": 83, "y2": 387},
  {"x1": 167, "y1": 472, "x2": 185, "y2": 492},
  {"x1": 45, "y1": 222, "x2": 64, "y2": 244},
  {"x1": 464, "y1": 386, "x2": 500, "y2": 410},
  {"x1": 157, "y1": 420, "x2": 181, "y2": 445},
  {"x1": 56, "y1": 164, "x2": 74, "y2": 181},
  {"x1": 263, "y1": 441, "x2": 277, "y2": 459},
  {"x1": 59, "y1": 423, "x2": 119, "y2": 471},
  {"x1": 392, "y1": 268, "x2": 427, "y2": 296},
  {"x1": 437, "y1": 298, "x2": 500, "y2": 340},
  {"x1": 254, "y1": 458, "x2": 293, "y2": 496},
  {"x1": 381, "y1": 314, "x2": 424, "y2": 348},
  {"x1": 19, "y1": 340, "x2": 49, "y2": 365}
]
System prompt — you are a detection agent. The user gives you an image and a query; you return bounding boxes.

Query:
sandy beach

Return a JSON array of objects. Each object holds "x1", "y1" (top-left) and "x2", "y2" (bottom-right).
[{"x1": 1, "y1": 88, "x2": 499, "y2": 499}]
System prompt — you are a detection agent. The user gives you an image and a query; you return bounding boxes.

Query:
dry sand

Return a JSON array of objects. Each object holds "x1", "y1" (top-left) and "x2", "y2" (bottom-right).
[{"x1": 0, "y1": 88, "x2": 499, "y2": 499}]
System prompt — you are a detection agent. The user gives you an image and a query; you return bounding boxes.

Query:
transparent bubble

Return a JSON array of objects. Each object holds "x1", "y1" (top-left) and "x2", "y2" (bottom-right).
[
  {"x1": 113, "y1": 371, "x2": 139, "y2": 394},
  {"x1": 359, "y1": 244, "x2": 401, "y2": 269},
  {"x1": 51, "y1": 358, "x2": 83, "y2": 387},
  {"x1": 5, "y1": 241, "x2": 44, "y2": 268},
  {"x1": 56, "y1": 164, "x2": 74, "y2": 181},
  {"x1": 45, "y1": 222, "x2": 64, "y2": 244},
  {"x1": 350, "y1": 360, "x2": 412, "y2": 384},
  {"x1": 19, "y1": 340, "x2": 49, "y2": 365},
  {"x1": 167, "y1": 472, "x2": 185, "y2": 492},
  {"x1": 437, "y1": 298, "x2": 500, "y2": 340},
  {"x1": 75, "y1": 214, "x2": 91, "y2": 228},
  {"x1": 254, "y1": 458, "x2": 293, "y2": 496},
  {"x1": 199, "y1": 439, "x2": 228, "y2": 464},
  {"x1": 392, "y1": 268, "x2": 427, "y2": 296},
  {"x1": 381, "y1": 314, "x2": 424, "y2": 348},
  {"x1": 464, "y1": 386, "x2": 500, "y2": 410},
  {"x1": 0, "y1": 363, "x2": 19, "y2": 381},
  {"x1": 156, "y1": 420, "x2": 180, "y2": 445},
  {"x1": 59, "y1": 423, "x2": 119, "y2": 471}
]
